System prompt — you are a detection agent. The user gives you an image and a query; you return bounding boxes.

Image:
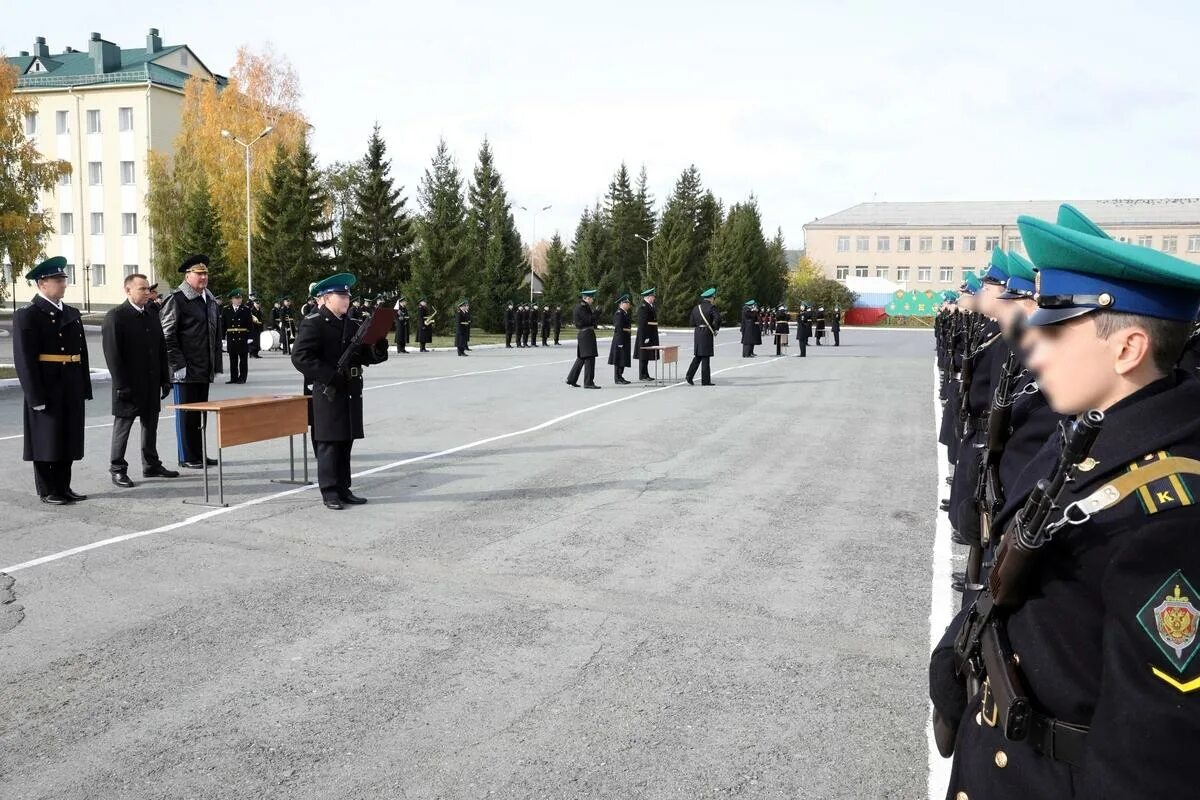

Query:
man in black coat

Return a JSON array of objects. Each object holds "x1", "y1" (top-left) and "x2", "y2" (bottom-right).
[
  {"x1": 12, "y1": 256, "x2": 92, "y2": 504},
  {"x1": 635, "y1": 289, "x2": 659, "y2": 381},
  {"x1": 248, "y1": 295, "x2": 263, "y2": 358},
  {"x1": 394, "y1": 296, "x2": 410, "y2": 353},
  {"x1": 686, "y1": 287, "x2": 721, "y2": 386},
  {"x1": 607, "y1": 294, "x2": 633, "y2": 384},
  {"x1": 291, "y1": 273, "x2": 389, "y2": 510},
  {"x1": 102, "y1": 273, "x2": 179, "y2": 488},
  {"x1": 455, "y1": 299, "x2": 471, "y2": 356},
  {"x1": 741, "y1": 300, "x2": 759, "y2": 358},
  {"x1": 158, "y1": 253, "x2": 222, "y2": 469},
  {"x1": 221, "y1": 289, "x2": 253, "y2": 384},
  {"x1": 774, "y1": 305, "x2": 791, "y2": 356},
  {"x1": 815, "y1": 307, "x2": 827, "y2": 345},
  {"x1": 416, "y1": 298, "x2": 433, "y2": 352},
  {"x1": 553, "y1": 306, "x2": 563, "y2": 345},
  {"x1": 566, "y1": 290, "x2": 601, "y2": 389},
  {"x1": 504, "y1": 301, "x2": 516, "y2": 348},
  {"x1": 541, "y1": 305, "x2": 552, "y2": 346},
  {"x1": 280, "y1": 298, "x2": 296, "y2": 354},
  {"x1": 529, "y1": 304, "x2": 540, "y2": 347},
  {"x1": 831, "y1": 305, "x2": 842, "y2": 346},
  {"x1": 796, "y1": 304, "x2": 811, "y2": 357}
]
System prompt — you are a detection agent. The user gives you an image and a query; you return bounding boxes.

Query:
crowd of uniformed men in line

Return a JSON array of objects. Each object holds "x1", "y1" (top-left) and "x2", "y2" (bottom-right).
[{"x1": 929, "y1": 204, "x2": 1200, "y2": 799}]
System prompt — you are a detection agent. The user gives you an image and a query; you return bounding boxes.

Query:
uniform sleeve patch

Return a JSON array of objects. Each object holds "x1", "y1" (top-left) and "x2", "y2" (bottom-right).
[
  {"x1": 1137, "y1": 570, "x2": 1200, "y2": 673},
  {"x1": 1128, "y1": 451, "x2": 1195, "y2": 514}
]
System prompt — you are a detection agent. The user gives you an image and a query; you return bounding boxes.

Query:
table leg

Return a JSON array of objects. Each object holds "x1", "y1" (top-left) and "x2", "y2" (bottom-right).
[
  {"x1": 218, "y1": 446, "x2": 224, "y2": 507},
  {"x1": 271, "y1": 433, "x2": 312, "y2": 486},
  {"x1": 184, "y1": 411, "x2": 229, "y2": 508}
]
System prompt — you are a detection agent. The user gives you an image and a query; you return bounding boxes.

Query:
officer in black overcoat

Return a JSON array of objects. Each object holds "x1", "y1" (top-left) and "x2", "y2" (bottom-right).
[
  {"x1": 566, "y1": 290, "x2": 601, "y2": 389},
  {"x1": 687, "y1": 287, "x2": 721, "y2": 385},
  {"x1": 607, "y1": 294, "x2": 633, "y2": 384}
]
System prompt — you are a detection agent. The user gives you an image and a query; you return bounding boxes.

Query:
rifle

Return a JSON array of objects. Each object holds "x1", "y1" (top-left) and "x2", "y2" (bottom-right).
[
  {"x1": 937, "y1": 409, "x2": 1104, "y2": 756},
  {"x1": 956, "y1": 313, "x2": 984, "y2": 439},
  {"x1": 323, "y1": 308, "x2": 376, "y2": 400}
]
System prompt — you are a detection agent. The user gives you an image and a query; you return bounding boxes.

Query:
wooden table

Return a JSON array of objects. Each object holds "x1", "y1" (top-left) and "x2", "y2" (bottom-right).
[
  {"x1": 642, "y1": 345, "x2": 680, "y2": 385},
  {"x1": 168, "y1": 394, "x2": 311, "y2": 507}
]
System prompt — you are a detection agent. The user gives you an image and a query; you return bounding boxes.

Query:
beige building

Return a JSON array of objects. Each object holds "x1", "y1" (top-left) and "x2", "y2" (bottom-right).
[
  {"x1": 803, "y1": 199, "x2": 1200, "y2": 291},
  {"x1": 5, "y1": 29, "x2": 224, "y2": 308}
]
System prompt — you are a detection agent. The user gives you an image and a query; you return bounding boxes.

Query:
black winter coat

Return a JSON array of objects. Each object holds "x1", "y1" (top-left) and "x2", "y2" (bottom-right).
[
  {"x1": 607, "y1": 307, "x2": 631, "y2": 367},
  {"x1": 13, "y1": 295, "x2": 92, "y2": 462},
  {"x1": 574, "y1": 301, "x2": 599, "y2": 358},
  {"x1": 690, "y1": 300, "x2": 720, "y2": 357},
  {"x1": 159, "y1": 282, "x2": 222, "y2": 382},
  {"x1": 102, "y1": 302, "x2": 169, "y2": 418},
  {"x1": 635, "y1": 301, "x2": 659, "y2": 361},
  {"x1": 291, "y1": 308, "x2": 389, "y2": 442}
]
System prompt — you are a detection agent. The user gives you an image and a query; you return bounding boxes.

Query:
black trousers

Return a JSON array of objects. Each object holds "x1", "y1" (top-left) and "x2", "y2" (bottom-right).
[
  {"x1": 33, "y1": 460, "x2": 72, "y2": 497},
  {"x1": 505, "y1": 330, "x2": 513, "y2": 347},
  {"x1": 614, "y1": 364, "x2": 625, "y2": 382},
  {"x1": 531, "y1": 330, "x2": 539, "y2": 347},
  {"x1": 280, "y1": 327, "x2": 291, "y2": 354},
  {"x1": 315, "y1": 439, "x2": 354, "y2": 501},
  {"x1": 638, "y1": 355, "x2": 651, "y2": 379},
  {"x1": 833, "y1": 329, "x2": 841, "y2": 346},
  {"x1": 776, "y1": 340, "x2": 784, "y2": 356},
  {"x1": 111, "y1": 414, "x2": 162, "y2": 473},
  {"x1": 567, "y1": 357, "x2": 595, "y2": 385},
  {"x1": 742, "y1": 344, "x2": 753, "y2": 357},
  {"x1": 554, "y1": 330, "x2": 561, "y2": 345},
  {"x1": 797, "y1": 337, "x2": 807, "y2": 357},
  {"x1": 173, "y1": 382, "x2": 210, "y2": 463},
  {"x1": 686, "y1": 356, "x2": 711, "y2": 383},
  {"x1": 228, "y1": 346, "x2": 248, "y2": 382}
]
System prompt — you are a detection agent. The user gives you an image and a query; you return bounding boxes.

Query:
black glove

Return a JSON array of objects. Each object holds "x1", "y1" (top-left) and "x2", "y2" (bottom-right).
[
  {"x1": 929, "y1": 644, "x2": 967, "y2": 723},
  {"x1": 160, "y1": 384, "x2": 172, "y2": 400}
]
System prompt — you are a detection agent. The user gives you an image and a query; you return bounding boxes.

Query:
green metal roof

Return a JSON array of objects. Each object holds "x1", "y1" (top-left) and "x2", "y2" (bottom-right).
[{"x1": 6, "y1": 42, "x2": 226, "y2": 91}]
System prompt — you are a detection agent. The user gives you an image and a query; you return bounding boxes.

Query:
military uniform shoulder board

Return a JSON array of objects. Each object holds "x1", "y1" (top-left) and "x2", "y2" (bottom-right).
[{"x1": 1128, "y1": 451, "x2": 1197, "y2": 515}]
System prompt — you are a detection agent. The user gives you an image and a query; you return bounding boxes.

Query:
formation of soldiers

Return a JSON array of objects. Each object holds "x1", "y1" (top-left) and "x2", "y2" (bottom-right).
[
  {"x1": 738, "y1": 301, "x2": 841, "y2": 358},
  {"x1": 930, "y1": 204, "x2": 1200, "y2": 799},
  {"x1": 503, "y1": 301, "x2": 564, "y2": 348}
]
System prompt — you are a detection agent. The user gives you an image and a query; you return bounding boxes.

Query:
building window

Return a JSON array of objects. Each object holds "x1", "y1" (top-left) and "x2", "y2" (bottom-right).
[
  {"x1": 835, "y1": 265, "x2": 849, "y2": 279},
  {"x1": 1163, "y1": 235, "x2": 1178, "y2": 253},
  {"x1": 122, "y1": 213, "x2": 138, "y2": 235},
  {"x1": 91, "y1": 264, "x2": 106, "y2": 286},
  {"x1": 88, "y1": 162, "x2": 102, "y2": 186},
  {"x1": 56, "y1": 110, "x2": 69, "y2": 134},
  {"x1": 854, "y1": 265, "x2": 869, "y2": 278},
  {"x1": 875, "y1": 266, "x2": 888, "y2": 279},
  {"x1": 58, "y1": 170, "x2": 71, "y2": 187},
  {"x1": 897, "y1": 266, "x2": 910, "y2": 281},
  {"x1": 118, "y1": 107, "x2": 134, "y2": 131},
  {"x1": 939, "y1": 267, "x2": 953, "y2": 282},
  {"x1": 1007, "y1": 236, "x2": 1022, "y2": 253},
  {"x1": 897, "y1": 236, "x2": 911, "y2": 252},
  {"x1": 837, "y1": 236, "x2": 850, "y2": 252},
  {"x1": 856, "y1": 235, "x2": 870, "y2": 252},
  {"x1": 963, "y1": 236, "x2": 977, "y2": 252},
  {"x1": 124, "y1": 264, "x2": 138, "y2": 278},
  {"x1": 1189, "y1": 235, "x2": 1200, "y2": 253},
  {"x1": 877, "y1": 236, "x2": 890, "y2": 252},
  {"x1": 918, "y1": 267, "x2": 932, "y2": 282},
  {"x1": 1137, "y1": 235, "x2": 1153, "y2": 248},
  {"x1": 985, "y1": 236, "x2": 999, "y2": 251},
  {"x1": 60, "y1": 213, "x2": 73, "y2": 235},
  {"x1": 64, "y1": 264, "x2": 75, "y2": 284},
  {"x1": 86, "y1": 109, "x2": 101, "y2": 133},
  {"x1": 121, "y1": 161, "x2": 135, "y2": 185},
  {"x1": 919, "y1": 236, "x2": 933, "y2": 252},
  {"x1": 90, "y1": 212, "x2": 104, "y2": 235},
  {"x1": 962, "y1": 267, "x2": 973, "y2": 281},
  {"x1": 24, "y1": 112, "x2": 37, "y2": 136},
  {"x1": 941, "y1": 236, "x2": 955, "y2": 252}
]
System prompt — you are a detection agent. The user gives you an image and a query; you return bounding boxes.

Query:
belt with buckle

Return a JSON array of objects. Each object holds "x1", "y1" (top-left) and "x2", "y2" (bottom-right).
[
  {"x1": 980, "y1": 679, "x2": 1088, "y2": 768},
  {"x1": 227, "y1": 328, "x2": 248, "y2": 333},
  {"x1": 38, "y1": 354, "x2": 81, "y2": 363},
  {"x1": 349, "y1": 366, "x2": 361, "y2": 378}
]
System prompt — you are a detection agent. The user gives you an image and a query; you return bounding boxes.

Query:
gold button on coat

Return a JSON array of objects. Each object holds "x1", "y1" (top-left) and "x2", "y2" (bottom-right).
[
  {"x1": 994, "y1": 751, "x2": 1008, "y2": 768},
  {"x1": 956, "y1": 792, "x2": 969, "y2": 800}
]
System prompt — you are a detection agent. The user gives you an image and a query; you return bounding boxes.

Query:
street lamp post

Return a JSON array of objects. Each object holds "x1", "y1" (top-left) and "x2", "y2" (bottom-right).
[
  {"x1": 221, "y1": 126, "x2": 273, "y2": 295},
  {"x1": 634, "y1": 233, "x2": 657, "y2": 278},
  {"x1": 519, "y1": 204, "x2": 552, "y2": 303}
]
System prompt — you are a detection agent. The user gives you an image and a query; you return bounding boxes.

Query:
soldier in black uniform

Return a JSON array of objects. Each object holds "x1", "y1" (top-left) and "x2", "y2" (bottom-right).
[
  {"x1": 566, "y1": 290, "x2": 601, "y2": 389},
  {"x1": 221, "y1": 289, "x2": 253, "y2": 384},
  {"x1": 541, "y1": 305, "x2": 552, "y2": 346},
  {"x1": 12, "y1": 256, "x2": 93, "y2": 504},
  {"x1": 146, "y1": 282, "x2": 162, "y2": 315},
  {"x1": 416, "y1": 298, "x2": 433, "y2": 352},
  {"x1": 831, "y1": 305, "x2": 842, "y2": 346},
  {"x1": 504, "y1": 301, "x2": 516, "y2": 348},
  {"x1": 553, "y1": 306, "x2": 563, "y2": 345},
  {"x1": 815, "y1": 307, "x2": 827, "y2": 345},
  {"x1": 455, "y1": 299, "x2": 471, "y2": 356},
  {"x1": 797, "y1": 304, "x2": 812, "y2": 356},
  {"x1": 774, "y1": 305, "x2": 790, "y2": 356},
  {"x1": 741, "y1": 300, "x2": 759, "y2": 358},
  {"x1": 291, "y1": 273, "x2": 389, "y2": 510},
  {"x1": 608, "y1": 293, "x2": 633, "y2": 384},
  {"x1": 635, "y1": 288, "x2": 659, "y2": 381},
  {"x1": 529, "y1": 303, "x2": 540, "y2": 347},
  {"x1": 280, "y1": 298, "x2": 295, "y2": 354},
  {"x1": 394, "y1": 296, "x2": 410, "y2": 353},
  {"x1": 934, "y1": 206, "x2": 1200, "y2": 800},
  {"x1": 687, "y1": 287, "x2": 721, "y2": 386},
  {"x1": 247, "y1": 294, "x2": 263, "y2": 358}
]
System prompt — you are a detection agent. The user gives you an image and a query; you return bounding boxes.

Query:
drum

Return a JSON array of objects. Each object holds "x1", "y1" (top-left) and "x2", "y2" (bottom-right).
[{"x1": 259, "y1": 330, "x2": 281, "y2": 351}]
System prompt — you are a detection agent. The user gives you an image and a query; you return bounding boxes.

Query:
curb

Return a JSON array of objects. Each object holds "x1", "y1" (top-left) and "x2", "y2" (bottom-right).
[{"x1": 0, "y1": 368, "x2": 111, "y2": 391}]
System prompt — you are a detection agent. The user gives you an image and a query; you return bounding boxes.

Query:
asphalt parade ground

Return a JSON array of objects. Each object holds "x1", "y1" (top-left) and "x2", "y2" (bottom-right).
[{"x1": 0, "y1": 327, "x2": 936, "y2": 800}]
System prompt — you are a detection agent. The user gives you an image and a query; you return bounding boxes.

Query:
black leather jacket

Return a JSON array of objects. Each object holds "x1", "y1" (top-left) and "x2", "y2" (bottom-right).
[{"x1": 159, "y1": 281, "x2": 222, "y2": 383}]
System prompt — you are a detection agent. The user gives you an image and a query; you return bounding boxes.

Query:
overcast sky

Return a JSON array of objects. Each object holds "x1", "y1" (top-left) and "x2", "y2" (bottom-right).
[{"x1": 6, "y1": 0, "x2": 1199, "y2": 249}]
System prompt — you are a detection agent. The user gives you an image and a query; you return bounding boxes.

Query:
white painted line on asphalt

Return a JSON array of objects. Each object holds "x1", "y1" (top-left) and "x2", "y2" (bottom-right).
[
  {"x1": 927, "y1": 362, "x2": 954, "y2": 799},
  {"x1": 2, "y1": 353, "x2": 782, "y2": 574},
  {"x1": 0, "y1": 413, "x2": 175, "y2": 442}
]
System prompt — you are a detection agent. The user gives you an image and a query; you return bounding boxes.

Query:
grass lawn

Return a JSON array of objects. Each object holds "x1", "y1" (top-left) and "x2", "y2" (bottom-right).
[{"x1": 420, "y1": 328, "x2": 578, "y2": 348}]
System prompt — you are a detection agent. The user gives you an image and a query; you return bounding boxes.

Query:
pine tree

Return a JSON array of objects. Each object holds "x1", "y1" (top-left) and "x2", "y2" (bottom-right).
[
  {"x1": 704, "y1": 200, "x2": 769, "y2": 315},
  {"x1": 466, "y1": 138, "x2": 525, "y2": 331},
  {"x1": 411, "y1": 138, "x2": 471, "y2": 333},
  {"x1": 541, "y1": 233, "x2": 571, "y2": 308},
  {"x1": 646, "y1": 165, "x2": 704, "y2": 326},
  {"x1": 341, "y1": 124, "x2": 414, "y2": 297},
  {"x1": 763, "y1": 227, "x2": 789, "y2": 307},
  {"x1": 569, "y1": 203, "x2": 608, "y2": 293},
  {"x1": 175, "y1": 176, "x2": 232, "y2": 292},
  {"x1": 602, "y1": 163, "x2": 645, "y2": 304}
]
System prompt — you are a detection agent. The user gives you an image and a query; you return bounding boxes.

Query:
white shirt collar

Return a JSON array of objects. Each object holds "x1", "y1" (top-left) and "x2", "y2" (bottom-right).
[
  {"x1": 128, "y1": 299, "x2": 145, "y2": 313},
  {"x1": 37, "y1": 291, "x2": 63, "y2": 311}
]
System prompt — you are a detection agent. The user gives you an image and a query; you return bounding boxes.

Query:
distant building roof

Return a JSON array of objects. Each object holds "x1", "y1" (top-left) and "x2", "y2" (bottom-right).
[
  {"x1": 805, "y1": 199, "x2": 1200, "y2": 229},
  {"x1": 5, "y1": 29, "x2": 226, "y2": 92}
]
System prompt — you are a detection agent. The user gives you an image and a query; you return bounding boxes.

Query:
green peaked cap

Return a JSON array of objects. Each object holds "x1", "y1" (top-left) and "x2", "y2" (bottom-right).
[{"x1": 1056, "y1": 204, "x2": 1111, "y2": 240}]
